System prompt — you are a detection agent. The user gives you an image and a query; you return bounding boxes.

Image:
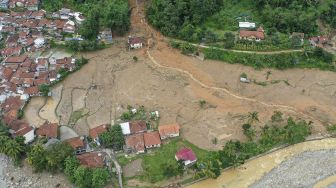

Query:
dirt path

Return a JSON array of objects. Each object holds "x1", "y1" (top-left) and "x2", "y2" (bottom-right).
[{"x1": 131, "y1": 0, "x2": 326, "y2": 125}]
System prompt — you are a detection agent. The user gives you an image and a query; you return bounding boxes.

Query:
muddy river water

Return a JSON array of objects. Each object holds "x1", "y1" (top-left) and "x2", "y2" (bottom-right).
[{"x1": 187, "y1": 138, "x2": 336, "y2": 188}]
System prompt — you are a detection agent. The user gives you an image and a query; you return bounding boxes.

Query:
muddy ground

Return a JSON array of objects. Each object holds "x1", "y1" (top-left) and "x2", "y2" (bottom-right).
[{"x1": 24, "y1": 0, "x2": 336, "y2": 151}]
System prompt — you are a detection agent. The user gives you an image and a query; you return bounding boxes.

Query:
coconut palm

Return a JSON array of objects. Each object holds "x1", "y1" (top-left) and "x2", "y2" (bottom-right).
[
  {"x1": 0, "y1": 135, "x2": 9, "y2": 153},
  {"x1": 4, "y1": 139, "x2": 24, "y2": 160},
  {"x1": 247, "y1": 111, "x2": 259, "y2": 125}
]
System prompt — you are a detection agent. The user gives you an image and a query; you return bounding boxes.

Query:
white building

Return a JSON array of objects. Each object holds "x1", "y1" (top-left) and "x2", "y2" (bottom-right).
[
  {"x1": 239, "y1": 22, "x2": 256, "y2": 29},
  {"x1": 120, "y1": 122, "x2": 130, "y2": 135}
]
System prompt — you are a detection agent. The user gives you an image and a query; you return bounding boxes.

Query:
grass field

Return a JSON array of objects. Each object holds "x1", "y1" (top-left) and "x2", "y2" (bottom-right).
[{"x1": 120, "y1": 138, "x2": 210, "y2": 183}]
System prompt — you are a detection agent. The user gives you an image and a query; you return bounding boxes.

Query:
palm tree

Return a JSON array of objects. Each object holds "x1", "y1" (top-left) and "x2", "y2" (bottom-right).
[
  {"x1": 4, "y1": 140, "x2": 24, "y2": 160},
  {"x1": 247, "y1": 111, "x2": 259, "y2": 125},
  {"x1": 0, "y1": 135, "x2": 9, "y2": 153}
]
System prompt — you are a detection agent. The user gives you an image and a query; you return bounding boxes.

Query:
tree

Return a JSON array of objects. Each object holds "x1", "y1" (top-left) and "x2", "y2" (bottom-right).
[
  {"x1": 271, "y1": 111, "x2": 283, "y2": 122},
  {"x1": 4, "y1": 139, "x2": 24, "y2": 161},
  {"x1": 242, "y1": 124, "x2": 255, "y2": 141},
  {"x1": 80, "y1": 8, "x2": 100, "y2": 40},
  {"x1": 38, "y1": 84, "x2": 50, "y2": 97},
  {"x1": 45, "y1": 142, "x2": 74, "y2": 172},
  {"x1": 74, "y1": 166, "x2": 93, "y2": 188},
  {"x1": 102, "y1": 0, "x2": 130, "y2": 35},
  {"x1": 99, "y1": 125, "x2": 124, "y2": 150},
  {"x1": 28, "y1": 144, "x2": 47, "y2": 172},
  {"x1": 64, "y1": 156, "x2": 80, "y2": 183},
  {"x1": 91, "y1": 168, "x2": 110, "y2": 188},
  {"x1": 223, "y1": 32, "x2": 235, "y2": 49},
  {"x1": 285, "y1": 117, "x2": 311, "y2": 144},
  {"x1": 247, "y1": 112, "x2": 259, "y2": 125}
]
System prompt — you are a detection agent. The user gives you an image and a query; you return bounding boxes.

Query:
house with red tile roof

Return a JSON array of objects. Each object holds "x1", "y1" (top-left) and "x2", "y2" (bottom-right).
[
  {"x1": 4, "y1": 55, "x2": 27, "y2": 65},
  {"x1": 143, "y1": 131, "x2": 161, "y2": 149},
  {"x1": 24, "y1": 86, "x2": 39, "y2": 96},
  {"x1": 36, "y1": 58, "x2": 48, "y2": 72},
  {"x1": 175, "y1": 148, "x2": 197, "y2": 166},
  {"x1": 130, "y1": 120, "x2": 147, "y2": 134},
  {"x1": 309, "y1": 36, "x2": 329, "y2": 47},
  {"x1": 1, "y1": 68, "x2": 14, "y2": 81},
  {"x1": 239, "y1": 26, "x2": 265, "y2": 41},
  {"x1": 125, "y1": 133, "x2": 145, "y2": 154},
  {"x1": 1, "y1": 46, "x2": 22, "y2": 58},
  {"x1": 65, "y1": 136, "x2": 86, "y2": 154},
  {"x1": 1, "y1": 96, "x2": 23, "y2": 113},
  {"x1": 9, "y1": 120, "x2": 35, "y2": 144},
  {"x1": 36, "y1": 121, "x2": 58, "y2": 139},
  {"x1": 158, "y1": 123, "x2": 180, "y2": 140},
  {"x1": 128, "y1": 37, "x2": 143, "y2": 49},
  {"x1": 89, "y1": 124, "x2": 108, "y2": 146},
  {"x1": 76, "y1": 152, "x2": 106, "y2": 168}
]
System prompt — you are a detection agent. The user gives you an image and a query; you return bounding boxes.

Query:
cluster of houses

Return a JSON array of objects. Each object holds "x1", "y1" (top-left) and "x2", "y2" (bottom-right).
[
  {"x1": 46, "y1": 121, "x2": 197, "y2": 168},
  {"x1": 237, "y1": 21, "x2": 331, "y2": 48},
  {"x1": 0, "y1": 0, "x2": 39, "y2": 11}
]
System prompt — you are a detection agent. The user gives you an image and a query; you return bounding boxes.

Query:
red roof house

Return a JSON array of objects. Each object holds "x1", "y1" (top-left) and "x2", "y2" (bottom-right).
[
  {"x1": 175, "y1": 148, "x2": 197, "y2": 166},
  {"x1": 36, "y1": 121, "x2": 58, "y2": 139},
  {"x1": 129, "y1": 120, "x2": 147, "y2": 134},
  {"x1": 143, "y1": 131, "x2": 161, "y2": 149},
  {"x1": 77, "y1": 152, "x2": 106, "y2": 168},
  {"x1": 158, "y1": 123, "x2": 180, "y2": 139},
  {"x1": 125, "y1": 133, "x2": 145, "y2": 154}
]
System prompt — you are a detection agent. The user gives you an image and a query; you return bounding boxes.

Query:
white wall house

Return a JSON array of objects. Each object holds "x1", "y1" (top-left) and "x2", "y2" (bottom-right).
[{"x1": 120, "y1": 122, "x2": 130, "y2": 135}]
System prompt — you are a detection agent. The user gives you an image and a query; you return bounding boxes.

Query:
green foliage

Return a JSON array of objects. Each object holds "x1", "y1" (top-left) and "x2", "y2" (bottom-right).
[
  {"x1": 65, "y1": 40, "x2": 106, "y2": 52},
  {"x1": 28, "y1": 144, "x2": 47, "y2": 172},
  {"x1": 64, "y1": 156, "x2": 80, "y2": 183},
  {"x1": 169, "y1": 41, "x2": 197, "y2": 54},
  {"x1": 223, "y1": 32, "x2": 235, "y2": 49},
  {"x1": 327, "y1": 124, "x2": 336, "y2": 135},
  {"x1": 247, "y1": 112, "x2": 259, "y2": 125},
  {"x1": 74, "y1": 166, "x2": 93, "y2": 188},
  {"x1": 133, "y1": 56, "x2": 138, "y2": 62},
  {"x1": 199, "y1": 100, "x2": 206, "y2": 108},
  {"x1": 147, "y1": 0, "x2": 222, "y2": 40},
  {"x1": 140, "y1": 138, "x2": 209, "y2": 183},
  {"x1": 80, "y1": 8, "x2": 100, "y2": 40},
  {"x1": 99, "y1": 124, "x2": 125, "y2": 150},
  {"x1": 91, "y1": 168, "x2": 110, "y2": 188},
  {"x1": 284, "y1": 117, "x2": 312, "y2": 144},
  {"x1": 42, "y1": 0, "x2": 64, "y2": 12},
  {"x1": 39, "y1": 84, "x2": 50, "y2": 97},
  {"x1": 204, "y1": 48, "x2": 335, "y2": 71},
  {"x1": 271, "y1": 111, "x2": 283, "y2": 122},
  {"x1": 240, "y1": 72, "x2": 247, "y2": 78},
  {"x1": 320, "y1": 1, "x2": 336, "y2": 27},
  {"x1": 101, "y1": 0, "x2": 130, "y2": 35}
]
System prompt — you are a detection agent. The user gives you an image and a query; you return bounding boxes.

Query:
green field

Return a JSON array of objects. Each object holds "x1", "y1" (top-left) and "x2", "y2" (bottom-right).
[{"x1": 120, "y1": 138, "x2": 210, "y2": 183}]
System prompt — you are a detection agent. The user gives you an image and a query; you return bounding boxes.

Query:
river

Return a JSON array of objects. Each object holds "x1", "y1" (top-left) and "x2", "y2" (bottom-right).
[{"x1": 187, "y1": 138, "x2": 336, "y2": 188}]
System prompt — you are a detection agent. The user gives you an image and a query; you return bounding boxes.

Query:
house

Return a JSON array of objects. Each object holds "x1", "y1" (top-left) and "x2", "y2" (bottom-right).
[
  {"x1": 128, "y1": 37, "x2": 143, "y2": 49},
  {"x1": 36, "y1": 121, "x2": 58, "y2": 139},
  {"x1": 26, "y1": 0, "x2": 39, "y2": 11},
  {"x1": 65, "y1": 136, "x2": 86, "y2": 154},
  {"x1": 120, "y1": 122, "x2": 131, "y2": 135},
  {"x1": 239, "y1": 22, "x2": 256, "y2": 29},
  {"x1": 309, "y1": 36, "x2": 329, "y2": 47},
  {"x1": 1, "y1": 96, "x2": 23, "y2": 113},
  {"x1": 99, "y1": 30, "x2": 113, "y2": 44},
  {"x1": 0, "y1": 0, "x2": 9, "y2": 9},
  {"x1": 34, "y1": 37, "x2": 45, "y2": 48},
  {"x1": 77, "y1": 152, "x2": 106, "y2": 168},
  {"x1": 158, "y1": 123, "x2": 180, "y2": 139},
  {"x1": 74, "y1": 13, "x2": 85, "y2": 24},
  {"x1": 89, "y1": 124, "x2": 108, "y2": 146},
  {"x1": 4, "y1": 55, "x2": 27, "y2": 65},
  {"x1": 59, "y1": 8, "x2": 71, "y2": 20},
  {"x1": 36, "y1": 58, "x2": 48, "y2": 72},
  {"x1": 30, "y1": 10, "x2": 45, "y2": 19},
  {"x1": 130, "y1": 120, "x2": 147, "y2": 134},
  {"x1": 63, "y1": 22, "x2": 75, "y2": 33},
  {"x1": 143, "y1": 131, "x2": 161, "y2": 149},
  {"x1": 175, "y1": 148, "x2": 197, "y2": 166},
  {"x1": 24, "y1": 86, "x2": 39, "y2": 96},
  {"x1": 125, "y1": 133, "x2": 145, "y2": 154},
  {"x1": 1, "y1": 67, "x2": 14, "y2": 81},
  {"x1": 239, "y1": 27, "x2": 265, "y2": 41},
  {"x1": 9, "y1": 120, "x2": 35, "y2": 144}
]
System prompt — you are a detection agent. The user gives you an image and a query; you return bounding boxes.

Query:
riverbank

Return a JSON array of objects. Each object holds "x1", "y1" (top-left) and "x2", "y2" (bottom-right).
[{"x1": 187, "y1": 138, "x2": 336, "y2": 188}]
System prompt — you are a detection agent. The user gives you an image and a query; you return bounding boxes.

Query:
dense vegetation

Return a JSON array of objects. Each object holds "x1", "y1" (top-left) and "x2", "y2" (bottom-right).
[
  {"x1": 99, "y1": 124, "x2": 125, "y2": 150},
  {"x1": 195, "y1": 112, "x2": 312, "y2": 179},
  {"x1": 203, "y1": 47, "x2": 335, "y2": 71},
  {"x1": 147, "y1": 0, "x2": 336, "y2": 43},
  {"x1": 147, "y1": 0, "x2": 223, "y2": 41},
  {"x1": 43, "y1": 0, "x2": 130, "y2": 45}
]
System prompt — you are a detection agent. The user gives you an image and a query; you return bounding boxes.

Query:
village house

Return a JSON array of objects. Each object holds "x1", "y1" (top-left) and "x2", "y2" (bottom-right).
[
  {"x1": 239, "y1": 21, "x2": 256, "y2": 29},
  {"x1": 59, "y1": 8, "x2": 71, "y2": 20},
  {"x1": 65, "y1": 136, "x2": 86, "y2": 154},
  {"x1": 175, "y1": 147, "x2": 197, "y2": 166},
  {"x1": 4, "y1": 55, "x2": 28, "y2": 65},
  {"x1": 24, "y1": 86, "x2": 39, "y2": 96},
  {"x1": 291, "y1": 32, "x2": 305, "y2": 45},
  {"x1": 1, "y1": 46, "x2": 22, "y2": 58},
  {"x1": 9, "y1": 120, "x2": 35, "y2": 144},
  {"x1": 1, "y1": 67, "x2": 14, "y2": 82},
  {"x1": 309, "y1": 36, "x2": 329, "y2": 47},
  {"x1": 30, "y1": 10, "x2": 45, "y2": 19},
  {"x1": 128, "y1": 37, "x2": 143, "y2": 49},
  {"x1": 89, "y1": 124, "x2": 108, "y2": 146},
  {"x1": 143, "y1": 131, "x2": 161, "y2": 149},
  {"x1": 125, "y1": 133, "x2": 145, "y2": 154},
  {"x1": 36, "y1": 121, "x2": 58, "y2": 139},
  {"x1": 158, "y1": 123, "x2": 180, "y2": 139},
  {"x1": 77, "y1": 152, "x2": 106, "y2": 168},
  {"x1": 26, "y1": 0, "x2": 39, "y2": 11},
  {"x1": 63, "y1": 21, "x2": 75, "y2": 33},
  {"x1": 121, "y1": 120, "x2": 147, "y2": 135},
  {"x1": 35, "y1": 58, "x2": 48, "y2": 72},
  {"x1": 239, "y1": 26, "x2": 265, "y2": 41},
  {"x1": 0, "y1": 0, "x2": 9, "y2": 9},
  {"x1": 99, "y1": 30, "x2": 113, "y2": 44}
]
